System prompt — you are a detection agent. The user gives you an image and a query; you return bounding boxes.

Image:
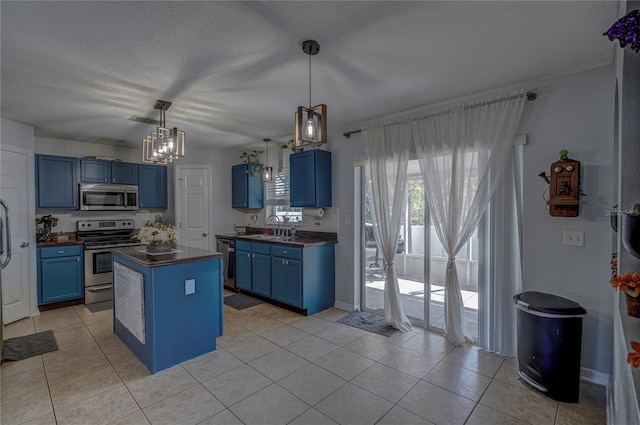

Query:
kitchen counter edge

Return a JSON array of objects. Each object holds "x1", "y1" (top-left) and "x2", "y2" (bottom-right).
[
  {"x1": 113, "y1": 245, "x2": 223, "y2": 268},
  {"x1": 222, "y1": 234, "x2": 337, "y2": 247}
]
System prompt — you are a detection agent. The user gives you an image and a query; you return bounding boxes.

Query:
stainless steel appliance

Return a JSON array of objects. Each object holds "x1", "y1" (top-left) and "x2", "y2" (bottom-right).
[
  {"x1": 215, "y1": 235, "x2": 236, "y2": 291},
  {"x1": 0, "y1": 199, "x2": 12, "y2": 360},
  {"x1": 79, "y1": 183, "x2": 139, "y2": 211},
  {"x1": 77, "y1": 219, "x2": 141, "y2": 304}
]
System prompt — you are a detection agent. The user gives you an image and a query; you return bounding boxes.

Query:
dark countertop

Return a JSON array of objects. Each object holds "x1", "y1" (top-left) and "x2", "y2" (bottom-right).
[
  {"x1": 37, "y1": 240, "x2": 83, "y2": 247},
  {"x1": 113, "y1": 245, "x2": 223, "y2": 268},
  {"x1": 216, "y1": 231, "x2": 337, "y2": 247}
]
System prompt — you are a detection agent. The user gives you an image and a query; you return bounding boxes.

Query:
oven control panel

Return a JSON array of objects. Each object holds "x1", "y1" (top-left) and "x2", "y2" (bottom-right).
[{"x1": 77, "y1": 220, "x2": 135, "y2": 231}]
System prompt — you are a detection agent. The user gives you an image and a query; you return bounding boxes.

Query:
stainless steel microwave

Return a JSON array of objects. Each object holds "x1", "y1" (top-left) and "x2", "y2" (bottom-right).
[{"x1": 79, "y1": 184, "x2": 139, "y2": 211}]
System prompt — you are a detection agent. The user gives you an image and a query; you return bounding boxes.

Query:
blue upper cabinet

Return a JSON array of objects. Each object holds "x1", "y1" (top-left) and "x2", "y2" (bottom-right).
[
  {"x1": 80, "y1": 159, "x2": 111, "y2": 183},
  {"x1": 290, "y1": 150, "x2": 332, "y2": 207},
  {"x1": 36, "y1": 154, "x2": 79, "y2": 209},
  {"x1": 81, "y1": 159, "x2": 139, "y2": 185},
  {"x1": 111, "y1": 162, "x2": 138, "y2": 185},
  {"x1": 232, "y1": 164, "x2": 264, "y2": 209},
  {"x1": 139, "y1": 164, "x2": 167, "y2": 209}
]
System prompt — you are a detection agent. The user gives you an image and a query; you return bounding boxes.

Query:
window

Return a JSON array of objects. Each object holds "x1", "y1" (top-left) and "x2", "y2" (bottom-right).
[{"x1": 265, "y1": 169, "x2": 302, "y2": 223}]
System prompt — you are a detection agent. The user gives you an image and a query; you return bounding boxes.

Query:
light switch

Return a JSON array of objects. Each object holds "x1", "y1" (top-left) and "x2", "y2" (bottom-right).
[
  {"x1": 563, "y1": 230, "x2": 584, "y2": 247},
  {"x1": 185, "y1": 279, "x2": 195, "y2": 295}
]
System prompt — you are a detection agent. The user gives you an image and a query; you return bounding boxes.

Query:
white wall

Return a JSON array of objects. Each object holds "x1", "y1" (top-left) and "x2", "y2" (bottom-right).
[
  {"x1": 329, "y1": 65, "x2": 615, "y2": 376},
  {"x1": 519, "y1": 66, "x2": 614, "y2": 377},
  {"x1": 1, "y1": 118, "x2": 35, "y2": 151}
]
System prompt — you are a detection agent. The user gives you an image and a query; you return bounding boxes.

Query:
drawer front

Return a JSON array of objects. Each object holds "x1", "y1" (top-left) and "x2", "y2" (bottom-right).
[
  {"x1": 39, "y1": 244, "x2": 82, "y2": 259},
  {"x1": 252, "y1": 242, "x2": 271, "y2": 255},
  {"x1": 271, "y1": 245, "x2": 302, "y2": 260},
  {"x1": 236, "y1": 240, "x2": 252, "y2": 252}
]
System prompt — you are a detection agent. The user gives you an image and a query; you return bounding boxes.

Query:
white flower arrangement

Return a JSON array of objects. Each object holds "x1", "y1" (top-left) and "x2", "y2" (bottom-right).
[{"x1": 135, "y1": 223, "x2": 177, "y2": 246}]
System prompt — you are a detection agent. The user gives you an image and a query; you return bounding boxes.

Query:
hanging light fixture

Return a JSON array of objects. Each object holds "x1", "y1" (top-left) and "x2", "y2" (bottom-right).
[
  {"x1": 604, "y1": 9, "x2": 640, "y2": 52},
  {"x1": 295, "y1": 39, "x2": 327, "y2": 147},
  {"x1": 261, "y1": 138, "x2": 273, "y2": 182},
  {"x1": 142, "y1": 100, "x2": 186, "y2": 164}
]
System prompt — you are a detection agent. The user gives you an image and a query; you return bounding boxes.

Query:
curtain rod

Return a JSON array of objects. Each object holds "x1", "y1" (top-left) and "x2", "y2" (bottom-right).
[{"x1": 342, "y1": 91, "x2": 537, "y2": 139}]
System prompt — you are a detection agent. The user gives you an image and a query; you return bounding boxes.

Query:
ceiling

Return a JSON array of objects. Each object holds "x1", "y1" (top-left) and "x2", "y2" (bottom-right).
[{"x1": 1, "y1": 1, "x2": 619, "y2": 150}]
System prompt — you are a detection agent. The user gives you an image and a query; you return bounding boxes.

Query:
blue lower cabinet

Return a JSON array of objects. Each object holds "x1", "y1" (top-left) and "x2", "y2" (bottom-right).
[
  {"x1": 236, "y1": 239, "x2": 335, "y2": 315},
  {"x1": 271, "y1": 256, "x2": 302, "y2": 308},
  {"x1": 252, "y1": 252, "x2": 271, "y2": 297},
  {"x1": 235, "y1": 249, "x2": 252, "y2": 291},
  {"x1": 38, "y1": 245, "x2": 83, "y2": 305}
]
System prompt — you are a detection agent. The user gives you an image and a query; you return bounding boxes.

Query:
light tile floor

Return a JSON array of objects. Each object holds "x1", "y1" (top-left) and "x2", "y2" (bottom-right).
[{"x1": 1, "y1": 292, "x2": 607, "y2": 425}]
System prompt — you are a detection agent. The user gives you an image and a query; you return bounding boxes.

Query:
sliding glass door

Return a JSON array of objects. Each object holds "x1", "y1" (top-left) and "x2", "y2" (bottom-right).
[{"x1": 361, "y1": 159, "x2": 479, "y2": 338}]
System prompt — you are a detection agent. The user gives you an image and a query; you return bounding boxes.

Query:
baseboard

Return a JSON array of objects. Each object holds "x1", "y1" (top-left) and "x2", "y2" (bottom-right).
[
  {"x1": 580, "y1": 367, "x2": 609, "y2": 387},
  {"x1": 334, "y1": 300, "x2": 354, "y2": 312}
]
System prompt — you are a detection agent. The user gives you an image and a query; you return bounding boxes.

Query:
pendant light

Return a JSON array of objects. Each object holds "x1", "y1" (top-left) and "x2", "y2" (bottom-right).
[
  {"x1": 261, "y1": 138, "x2": 273, "y2": 182},
  {"x1": 295, "y1": 40, "x2": 327, "y2": 147},
  {"x1": 142, "y1": 100, "x2": 185, "y2": 164}
]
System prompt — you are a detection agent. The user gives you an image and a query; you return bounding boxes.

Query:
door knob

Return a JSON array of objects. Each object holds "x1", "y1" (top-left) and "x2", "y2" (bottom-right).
[
  {"x1": 202, "y1": 232, "x2": 208, "y2": 237},
  {"x1": 20, "y1": 242, "x2": 29, "y2": 248}
]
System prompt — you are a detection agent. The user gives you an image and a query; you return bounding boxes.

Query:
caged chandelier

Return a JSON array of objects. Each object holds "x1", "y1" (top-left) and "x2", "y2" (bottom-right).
[
  {"x1": 295, "y1": 39, "x2": 327, "y2": 147},
  {"x1": 142, "y1": 100, "x2": 185, "y2": 164}
]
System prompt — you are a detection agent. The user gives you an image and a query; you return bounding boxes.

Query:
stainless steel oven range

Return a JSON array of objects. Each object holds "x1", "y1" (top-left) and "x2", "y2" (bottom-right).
[{"x1": 76, "y1": 219, "x2": 141, "y2": 304}]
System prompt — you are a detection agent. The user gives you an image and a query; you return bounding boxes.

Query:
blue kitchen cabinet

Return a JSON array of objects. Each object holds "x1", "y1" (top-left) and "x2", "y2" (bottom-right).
[
  {"x1": 36, "y1": 154, "x2": 79, "y2": 209},
  {"x1": 251, "y1": 243, "x2": 271, "y2": 298},
  {"x1": 290, "y1": 150, "x2": 332, "y2": 207},
  {"x1": 232, "y1": 164, "x2": 264, "y2": 209},
  {"x1": 80, "y1": 159, "x2": 111, "y2": 183},
  {"x1": 139, "y1": 164, "x2": 167, "y2": 209},
  {"x1": 112, "y1": 162, "x2": 138, "y2": 185},
  {"x1": 271, "y1": 247, "x2": 303, "y2": 308},
  {"x1": 81, "y1": 159, "x2": 139, "y2": 185},
  {"x1": 37, "y1": 244, "x2": 83, "y2": 305},
  {"x1": 235, "y1": 240, "x2": 252, "y2": 291}
]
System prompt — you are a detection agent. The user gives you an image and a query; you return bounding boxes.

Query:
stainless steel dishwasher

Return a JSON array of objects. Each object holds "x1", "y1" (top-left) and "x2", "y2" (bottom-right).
[{"x1": 216, "y1": 235, "x2": 236, "y2": 291}]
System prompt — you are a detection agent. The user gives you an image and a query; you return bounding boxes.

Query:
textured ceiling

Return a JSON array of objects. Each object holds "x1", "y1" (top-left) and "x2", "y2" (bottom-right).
[{"x1": 1, "y1": 1, "x2": 618, "y2": 149}]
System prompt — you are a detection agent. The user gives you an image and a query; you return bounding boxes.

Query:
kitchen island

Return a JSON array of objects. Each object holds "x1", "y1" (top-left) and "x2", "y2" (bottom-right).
[{"x1": 112, "y1": 245, "x2": 223, "y2": 374}]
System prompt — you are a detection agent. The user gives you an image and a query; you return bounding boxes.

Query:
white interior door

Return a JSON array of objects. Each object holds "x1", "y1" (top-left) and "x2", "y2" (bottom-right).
[
  {"x1": 176, "y1": 166, "x2": 212, "y2": 250},
  {"x1": 1, "y1": 149, "x2": 31, "y2": 324}
]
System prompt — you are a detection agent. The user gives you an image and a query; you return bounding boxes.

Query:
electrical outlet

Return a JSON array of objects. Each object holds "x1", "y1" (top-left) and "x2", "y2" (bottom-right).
[
  {"x1": 185, "y1": 279, "x2": 195, "y2": 295},
  {"x1": 345, "y1": 215, "x2": 351, "y2": 225},
  {"x1": 563, "y1": 230, "x2": 584, "y2": 247}
]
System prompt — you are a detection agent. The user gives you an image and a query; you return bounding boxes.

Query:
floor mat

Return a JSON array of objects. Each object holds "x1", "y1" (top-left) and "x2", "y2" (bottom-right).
[
  {"x1": 2, "y1": 330, "x2": 58, "y2": 362},
  {"x1": 224, "y1": 293, "x2": 264, "y2": 310},
  {"x1": 85, "y1": 300, "x2": 113, "y2": 313},
  {"x1": 337, "y1": 310, "x2": 398, "y2": 337}
]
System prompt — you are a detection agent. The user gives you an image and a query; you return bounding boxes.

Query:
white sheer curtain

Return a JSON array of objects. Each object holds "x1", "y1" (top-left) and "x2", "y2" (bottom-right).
[
  {"x1": 478, "y1": 145, "x2": 524, "y2": 355},
  {"x1": 413, "y1": 92, "x2": 526, "y2": 345},
  {"x1": 364, "y1": 122, "x2": 412, "y2": 333}
]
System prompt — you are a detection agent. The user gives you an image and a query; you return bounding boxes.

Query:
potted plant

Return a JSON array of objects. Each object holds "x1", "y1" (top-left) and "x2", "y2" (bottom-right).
[
  {"x1": 622, "y1": 204, "x2": 640, "y2": 259},
  {"x1": 281, "y1": 139, "x2": 297, "y2": 153},
  {"x1": 239, "y1": 149, "x2": 264, "y2": 177},
  {"x1": 135, "y1": 223, "x2": 177, "y2": 253},
  {"x1": 610, "y1": 272, "x2": 640, "y2": 317}
]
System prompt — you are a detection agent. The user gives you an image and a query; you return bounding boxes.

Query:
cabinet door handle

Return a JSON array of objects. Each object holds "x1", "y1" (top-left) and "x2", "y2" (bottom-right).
[
  {"x1": 58, "y1": 250, "x2": 65, "y2": 253},
  {"x1": 202, "y1": 232, "x2": 208, "y2": 237},
  {"x1": 20, "y1": 242, "x2": 30, "y2": 248}
]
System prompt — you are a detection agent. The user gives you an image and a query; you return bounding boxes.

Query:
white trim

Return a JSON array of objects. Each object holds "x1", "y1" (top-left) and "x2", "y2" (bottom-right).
[
  {"x1": 334, "y1": 300, "x2": 354, "y2": 312},
  {"x1": 173, "y1": 164, "x2": 214, "y2": 251},
  {"x1": 580, "y1": 367, "x2": 610, "y2": 387}
]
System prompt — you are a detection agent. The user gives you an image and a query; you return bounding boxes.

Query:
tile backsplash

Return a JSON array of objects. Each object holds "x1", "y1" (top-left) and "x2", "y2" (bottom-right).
[{"x1": 35, "y1": 210, "x2": 166, "y2": 234}]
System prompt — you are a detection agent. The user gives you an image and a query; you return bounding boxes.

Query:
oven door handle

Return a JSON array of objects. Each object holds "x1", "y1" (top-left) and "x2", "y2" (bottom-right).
[{"x1": 86, "y1": 284, "x2": 113, "y2": 292}]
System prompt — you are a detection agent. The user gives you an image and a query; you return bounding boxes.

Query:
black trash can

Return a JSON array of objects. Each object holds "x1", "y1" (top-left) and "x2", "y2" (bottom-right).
[{"x1": 513, "y1": 291, "x2": 587, "y2": 403}]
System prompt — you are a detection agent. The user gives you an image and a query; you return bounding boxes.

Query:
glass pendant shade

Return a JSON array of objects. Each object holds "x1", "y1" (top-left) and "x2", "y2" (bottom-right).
[
  {"x1": 604, "y1": 10, "x2": 640, "y2": 52},
  {"x1": 261, "y1": 138, "x2": 274, "y2": 182},
  {"x1": 296, "y1": 104, "x2": 326, "y2": 147}
]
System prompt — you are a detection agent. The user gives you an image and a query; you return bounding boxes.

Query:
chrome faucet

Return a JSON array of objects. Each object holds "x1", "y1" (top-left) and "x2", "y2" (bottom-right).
[{"x1": 266, "y1": 214, "x2": 282, "y2": 236}]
